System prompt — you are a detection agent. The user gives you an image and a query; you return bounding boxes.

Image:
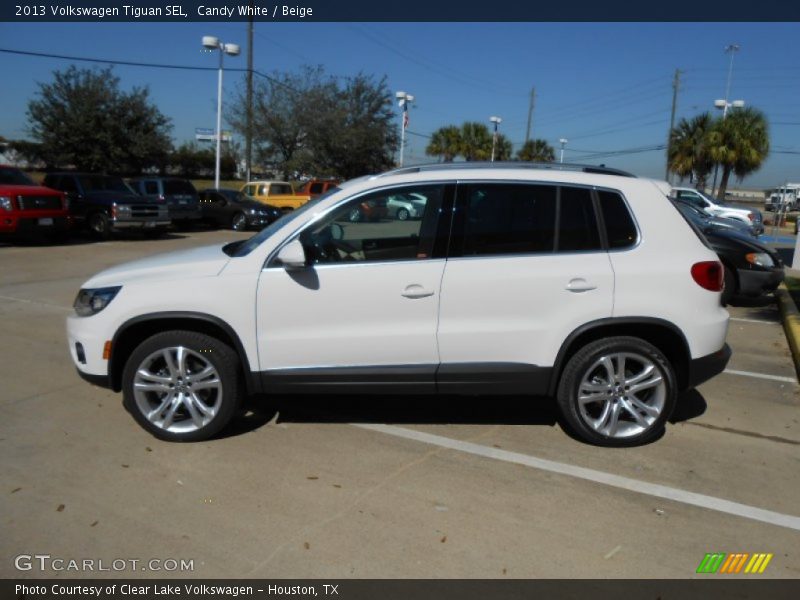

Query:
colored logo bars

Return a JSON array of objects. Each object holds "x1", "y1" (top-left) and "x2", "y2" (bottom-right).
[{"x1": 696, "y1": 553, "x2": 773, "y2": 574}]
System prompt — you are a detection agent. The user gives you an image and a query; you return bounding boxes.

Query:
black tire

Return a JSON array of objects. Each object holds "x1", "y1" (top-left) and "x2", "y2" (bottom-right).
[
  {"x1": 397, "y1": 208, "x2": 410, "y2": 221},
  {"x1": 122, "y1": 331, "x2": 243, "y2": 442},
  {"x1": 721, "y1": 265, "x2": 736, "y2": 306},
  {"x1": 88, "y1": 212, "x2": 111, "y2": 240},
  {"x1": 231, "y1": 212, "x2": 248, "y2": 231},
  {"x1": 556, "y1": 336, "x2": 677, "y2": 447}
]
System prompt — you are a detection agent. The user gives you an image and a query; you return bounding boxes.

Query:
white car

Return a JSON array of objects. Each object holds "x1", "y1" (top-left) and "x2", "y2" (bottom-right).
[
  {"x1": 670, "y1": 186, "x2": 764, "y2": 235},
  {"x1": 67, "y1": 164, "x2": 731, "y2": 447},
  {"x1": 387, "y1": 192, "x2": 427, "y2": 220}
]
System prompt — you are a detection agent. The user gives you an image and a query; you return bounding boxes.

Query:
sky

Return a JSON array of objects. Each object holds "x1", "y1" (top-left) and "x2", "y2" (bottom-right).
[{"x1": 0, "y1": 21, "x2": 798, "y2": 188}]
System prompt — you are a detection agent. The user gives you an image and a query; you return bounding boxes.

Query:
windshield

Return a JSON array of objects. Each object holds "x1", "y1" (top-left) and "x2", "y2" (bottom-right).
[
  {"x1": 79, "y1": 175, "x2": 134, "y2": 194},
  {"x1": 0, "y1": 167, "x2": 36, "y2": 186},
  {"x1": 227, "y1": 187, "x2": 341, "y2": 257}
]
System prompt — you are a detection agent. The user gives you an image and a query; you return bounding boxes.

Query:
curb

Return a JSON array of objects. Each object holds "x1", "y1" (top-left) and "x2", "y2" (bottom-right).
[{"x1": 776, "y1": 283, "x2": 800, "y2": 380}]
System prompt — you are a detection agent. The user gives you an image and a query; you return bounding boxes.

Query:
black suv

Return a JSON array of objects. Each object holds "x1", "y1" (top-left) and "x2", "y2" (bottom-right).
[
  {"x1": 43, "y1": 173, "x2": 171, "y2": 239},
  {"x1": 128, "y1": 177, "x2": 202, "y2": 226}
]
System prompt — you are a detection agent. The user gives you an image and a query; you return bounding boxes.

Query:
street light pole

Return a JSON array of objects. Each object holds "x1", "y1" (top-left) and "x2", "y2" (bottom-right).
[
  {"x1": 711, "y1": 44, "x2": 742, "y2": 196},
  {"x1": 395, "y1": 91, "x2": 414, "y2": 167},
  {"x1": 559, "y1": 138, "x2": 568, "y2": 163},
  {"x1": 490, "y1": 116, "x2": 502, "y2": 162},
  {"x1": 203, "y1": 36, "x2": 240, "y2": 189}
]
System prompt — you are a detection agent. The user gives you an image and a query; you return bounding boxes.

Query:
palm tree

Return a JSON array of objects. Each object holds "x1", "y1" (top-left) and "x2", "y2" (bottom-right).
[
  {"x1": 668, "y1": 113, "x2": 714, "y2": 190},
  {"x1": 460, "y1": 122, "x2": 493, "y2": 161},
  {"x1": 425, "y1": 126, "x2": 461, "y2": 162},
  {"x1": 516, "y1": 139, "x2": 555, "y2": 162},
  {"x1": 707, "y1": 107, "x2": 769, "y2": 200},
  {"x1": 493, "y1": 133, "x2": 514, "y2": 161}
]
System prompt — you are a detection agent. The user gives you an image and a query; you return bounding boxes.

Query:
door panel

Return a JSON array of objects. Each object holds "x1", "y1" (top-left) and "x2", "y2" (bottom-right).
[
  {"x1": 255, "y1": 183, "x2": 450, "y2": 381},
  {"x1": 437, "y1": 182, "x2": 614, "y2": 369}
]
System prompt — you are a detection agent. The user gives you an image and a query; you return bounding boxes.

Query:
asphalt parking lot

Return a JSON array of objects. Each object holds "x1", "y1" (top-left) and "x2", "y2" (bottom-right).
[{"x1": 1, "y1": 230, "x2": 799, "y2": 579}]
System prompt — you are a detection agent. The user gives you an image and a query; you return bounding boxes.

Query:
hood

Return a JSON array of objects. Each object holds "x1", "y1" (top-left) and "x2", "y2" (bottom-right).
[
  {"x1": 0, "y1": 184, "x2": 62, "y2": 196},
  {"x1": 82, "y1": 244, "x2": 231, "y2": 288}
]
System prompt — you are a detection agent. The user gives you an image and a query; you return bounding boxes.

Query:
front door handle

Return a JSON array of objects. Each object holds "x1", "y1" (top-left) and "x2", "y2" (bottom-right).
[
  {"x1": 402, "y1": 284, "x2": 435, "y2": 299},
  {"x1": 565, "y1": 278, "x2": 597, "y2": 293}
]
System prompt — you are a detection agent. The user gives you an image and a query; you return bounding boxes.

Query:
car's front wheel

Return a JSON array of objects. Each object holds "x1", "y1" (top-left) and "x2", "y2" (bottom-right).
[
  {"x1": 556, "y1": 336, "x2": 676, "y2": 447},
  {"x1": 231, "y1": 212, "x2": 248, "y2": 231},
  {"x1": 122, "y1": 331, "x2": 243, "y2": 442}
]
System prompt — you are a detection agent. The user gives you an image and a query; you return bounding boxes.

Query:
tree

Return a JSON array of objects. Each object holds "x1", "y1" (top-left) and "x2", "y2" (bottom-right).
[
  {"x1": 426, "y1": 126, "x2": 461, "y2": 162},
  {"x1": 667, "y1": 113, "x2": 714, "y2": 190},
  {"x1": 516, "y1": 139, "x2": 555, "y2": 162},
  {"x1": 493, "y1": 133, "x2": 513, "y2": 161},
  {"x1": 707, "y1": 107, "x2": 769, "y2": 200},
  {"x1": 229, "y1": 67, "x2": 397, "y2": 180},
  {"x1": 26, "y1": 66, "x2": 172, "y2": 173},
  {"x1": 306, "y1": 73, "x2": 398, "y2": 179},
  {"x1": 460, "y1": 122, "x2": 493, "y2": 161}
]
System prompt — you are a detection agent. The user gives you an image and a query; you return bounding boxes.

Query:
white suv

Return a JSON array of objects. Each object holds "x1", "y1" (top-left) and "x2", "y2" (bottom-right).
[{"x1": 67, "y1": 164, "x2": 731, "y2": 446}]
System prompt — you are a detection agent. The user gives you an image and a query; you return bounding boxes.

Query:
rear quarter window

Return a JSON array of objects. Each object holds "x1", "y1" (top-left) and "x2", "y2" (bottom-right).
[{"x1": 598, "y1": 190, "x2": 638, "y2": 249}]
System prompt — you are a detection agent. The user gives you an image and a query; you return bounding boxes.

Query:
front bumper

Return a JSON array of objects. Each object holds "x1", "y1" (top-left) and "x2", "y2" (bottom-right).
[
  {"x1": 736, "y1": 267, "x2": 784, "y2": 298},
  {"x1": 0, "y1": 215, "x2": 69, "y2": 237},
  {"x1": 111, "y1": 218, "x2": 171, "y2": 230},
  {"x1": 686, "y1": 344, "x2": 732, "y2": 390}
]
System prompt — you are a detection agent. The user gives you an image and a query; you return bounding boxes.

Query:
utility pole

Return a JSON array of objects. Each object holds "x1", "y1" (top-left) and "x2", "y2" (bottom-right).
[
  {"x1": 665, "y1": 69, "x2": 681, "y2": 183},
  {"x1": 524, "y1": 87, "x2": 536, "y2": 144},
  {"x1": 245, "y1": 4, "x2": 254, "y2": 182}
]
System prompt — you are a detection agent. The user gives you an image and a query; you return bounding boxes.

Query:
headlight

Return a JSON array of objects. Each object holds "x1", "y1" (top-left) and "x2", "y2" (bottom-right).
[
  {"x1": 0, "y1": 196, "x2": 13, "y2": 211},
  {"x1": 73, "y1": 286, "x2": 122, "y2": 317},
  {"x1": 745, "y1": 252, "x2": 774, "y2": 268}
]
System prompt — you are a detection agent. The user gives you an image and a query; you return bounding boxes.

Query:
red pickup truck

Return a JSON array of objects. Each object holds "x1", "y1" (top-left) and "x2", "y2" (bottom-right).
[{"x1": 0, "y1": 165, "x2": 69, "y2": 242}]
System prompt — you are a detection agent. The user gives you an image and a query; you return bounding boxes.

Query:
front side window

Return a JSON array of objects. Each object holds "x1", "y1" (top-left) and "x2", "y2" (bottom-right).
[{"x1": 298, "y1": 185, "x2": 445, "y2": 264}]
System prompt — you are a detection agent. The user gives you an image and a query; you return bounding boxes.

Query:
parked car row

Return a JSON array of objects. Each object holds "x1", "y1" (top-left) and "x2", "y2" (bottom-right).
[{"x1": 0, "y1": 168, "x2": 295, "y2": 243}]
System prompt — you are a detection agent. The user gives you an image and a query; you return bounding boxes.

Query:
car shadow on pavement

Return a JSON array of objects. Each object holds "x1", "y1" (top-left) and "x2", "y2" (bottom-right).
[
  {"x1": 220, "y1": 393, "x2": 560, "y2": 439},
  {"x1": 670, "y1": 389, "x2": 707, "y2": 424}
]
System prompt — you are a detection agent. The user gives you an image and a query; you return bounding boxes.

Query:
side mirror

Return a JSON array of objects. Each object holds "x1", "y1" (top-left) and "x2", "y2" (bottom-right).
[{"x1": 276, "y1": 239, "x2": 307, "y2": 270}]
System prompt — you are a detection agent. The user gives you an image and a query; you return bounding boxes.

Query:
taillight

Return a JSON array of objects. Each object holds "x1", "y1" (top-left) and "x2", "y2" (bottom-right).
[{"x1": 691, "y1": 261, "x2": 724, "y2": 292}]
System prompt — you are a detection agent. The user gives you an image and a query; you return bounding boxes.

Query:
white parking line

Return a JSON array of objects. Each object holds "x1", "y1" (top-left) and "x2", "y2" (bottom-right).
[
  {"x1": 729, "y1": 317, "x2": 780, "y2": 325},
  {"x1": 723, "y1": 368, "x2": 797, "y2": 384},
  {"x1": 354, "y1": 423, "x2": 800, "y2": 532}
]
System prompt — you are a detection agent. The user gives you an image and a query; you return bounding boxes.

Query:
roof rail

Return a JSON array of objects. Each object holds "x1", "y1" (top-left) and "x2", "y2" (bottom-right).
[{"x1": 378, "y1": 161, "x2": 636, "y2": 178}]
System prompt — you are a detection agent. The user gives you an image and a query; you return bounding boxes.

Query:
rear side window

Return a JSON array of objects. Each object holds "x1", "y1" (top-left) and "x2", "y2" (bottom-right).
[
  {"x1": 309, "y1": 183, "x2": 323, "y2": 194},
  {"x1": 271, "y1": 183, "x2": 293, "y2": 195},
  {"x1": 459, "y1": 183, "x2": 557, "y2": 256},
  {"x1": 598, "y1": 190, "x2": 637, "y2": 249},
  {"x1": 558, "y1": 186, "x2": 601, "y2": 252}
]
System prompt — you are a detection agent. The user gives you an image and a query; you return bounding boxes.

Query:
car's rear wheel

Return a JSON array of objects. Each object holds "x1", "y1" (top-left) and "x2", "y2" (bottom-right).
[
  {"x1": 396, "y1": 208, "x2": 410, "y2": 221},
  {"x1": 231, "y1": 212, "x2": 248, "y2": 231},
  {"x1": 556, "y1": 336, "x2": 676, "y2": 447},
  {"x1": 122, "y1": 331, "x2": 243, "y2": 442}
]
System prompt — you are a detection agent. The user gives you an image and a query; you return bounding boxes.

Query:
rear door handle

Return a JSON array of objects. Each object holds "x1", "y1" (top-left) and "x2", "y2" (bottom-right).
[
  {"x1": 565, "y1": 278, "x2": 597, "y2": 292},
  {"x1": 402, "y1": 284, "x2": 435, "y2": 299}
]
